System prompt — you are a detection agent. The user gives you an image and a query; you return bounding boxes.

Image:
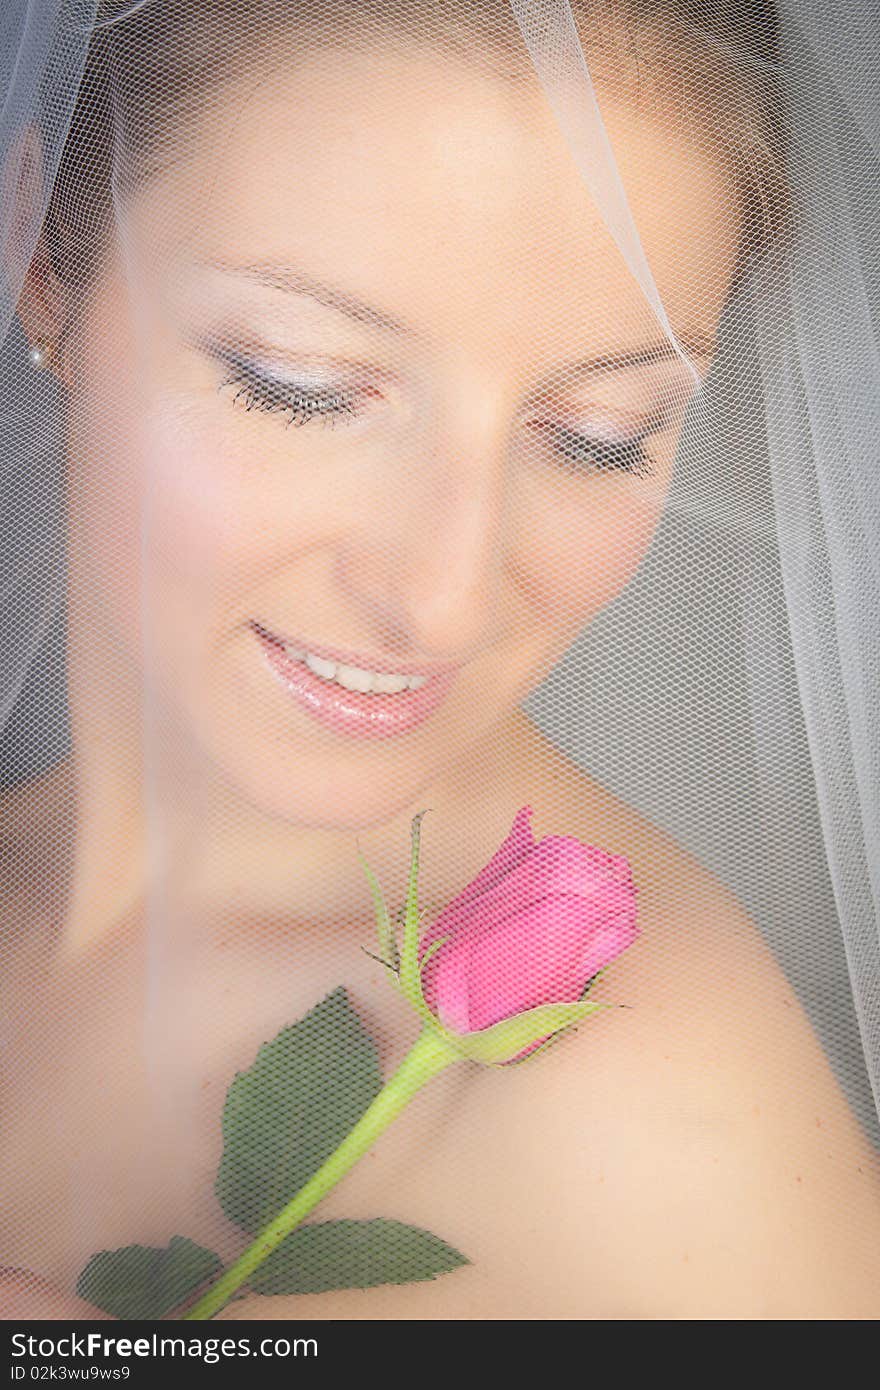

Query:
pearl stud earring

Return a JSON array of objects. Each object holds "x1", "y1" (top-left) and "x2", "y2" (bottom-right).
[{"x1": 28, "y1": 341, "x2": 52, "y2": 369}]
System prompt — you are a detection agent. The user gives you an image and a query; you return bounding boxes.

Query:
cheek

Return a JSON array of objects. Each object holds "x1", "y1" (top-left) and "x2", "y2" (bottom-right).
[
  {"x1": 134, "y1": 407, "x2": 300, "y2": 713},
  {"x1": 139, "y1": 401, "x2": 356, "y2": 607},
  {"x1": 512, "y1": 474, "x2": 671, "y2": 632},
  {"x1": 66, "y1": 356, "x2": 289, "y2": 676},
  {"x1": 142, "y1": 409, "x2": 261, "y2": 606}
]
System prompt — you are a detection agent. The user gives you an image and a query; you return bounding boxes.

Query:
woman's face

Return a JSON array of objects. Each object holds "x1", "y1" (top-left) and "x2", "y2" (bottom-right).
[{"x1": 63, "y1": 41, "x2": 737, "y2": 829}]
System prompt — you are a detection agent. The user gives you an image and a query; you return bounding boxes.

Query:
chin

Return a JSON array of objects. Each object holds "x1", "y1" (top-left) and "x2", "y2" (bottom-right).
[{"x1": 193, "y1": 726, "x2": 440, "y2": 833}]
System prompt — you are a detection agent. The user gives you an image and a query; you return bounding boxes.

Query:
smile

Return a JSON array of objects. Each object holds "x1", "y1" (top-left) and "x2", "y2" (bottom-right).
[
  {"x1": 275, "y1": 641, "x2": 427, "y2": 694},
  {"x1": 250, "y1": 621, "x2": 459, "y2": 739}
]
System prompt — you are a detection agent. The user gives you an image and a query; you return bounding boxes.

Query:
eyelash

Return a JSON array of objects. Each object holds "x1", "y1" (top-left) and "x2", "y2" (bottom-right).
[
  {"x1": 213, "y1": 350, "x2": 657, "y2": 476},
  {"x1": 534, "y1": 422, "x2": 656, "y2": 478},
  {"x1": 216, "y1": 352, "x2": 362, "y2": 428}
]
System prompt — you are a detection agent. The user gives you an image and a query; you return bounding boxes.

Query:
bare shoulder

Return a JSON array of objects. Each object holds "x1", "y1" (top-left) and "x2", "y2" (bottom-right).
[{"x1": 504, "y1": 711, "x2": 880, "y2": 1317}]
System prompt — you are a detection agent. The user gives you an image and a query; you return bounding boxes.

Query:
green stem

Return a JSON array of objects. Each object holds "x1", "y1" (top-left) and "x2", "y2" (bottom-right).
[{"x1": 181, "y1": 1024, "x2": 461, "y2": 1321}]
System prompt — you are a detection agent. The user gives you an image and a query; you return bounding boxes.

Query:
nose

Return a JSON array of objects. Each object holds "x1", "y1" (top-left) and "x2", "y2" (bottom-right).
[{"x1": 337, "y1": 392, "x2": 512, "y2": 664}]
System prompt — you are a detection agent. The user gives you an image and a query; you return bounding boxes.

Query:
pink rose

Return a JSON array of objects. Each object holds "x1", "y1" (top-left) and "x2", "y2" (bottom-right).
[{"x1": 418, "y1": 806, "x2": 639, "y2": 1063}]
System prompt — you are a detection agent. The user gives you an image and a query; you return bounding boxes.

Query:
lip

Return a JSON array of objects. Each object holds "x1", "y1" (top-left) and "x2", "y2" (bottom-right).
[
  {"x1": 251, "y1": 620, "x2": 461, "y2": 679},
  {"x1": 251, "y1": 621, "x2": 459, "y2": 740}
]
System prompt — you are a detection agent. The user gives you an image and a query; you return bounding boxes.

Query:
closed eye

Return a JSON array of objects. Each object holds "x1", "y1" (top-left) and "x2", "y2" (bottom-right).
[
  {"x1": 528, "y1": 419, "x2": 658, "y2": 477},
  {"x1": 210, "y1": 346, "x2": 369, "y2": 428}
]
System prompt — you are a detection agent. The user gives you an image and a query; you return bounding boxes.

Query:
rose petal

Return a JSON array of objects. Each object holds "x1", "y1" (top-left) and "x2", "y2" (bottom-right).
[
  {"x1": 421, "y1": 925, "x2": 478, "y2": 1034},
  {"x1": 419, "y1": 832, "x2": 636, "y2": 961},
  {"x1": 462, "y1": 886, "x2": 638, "y2": 1031}
]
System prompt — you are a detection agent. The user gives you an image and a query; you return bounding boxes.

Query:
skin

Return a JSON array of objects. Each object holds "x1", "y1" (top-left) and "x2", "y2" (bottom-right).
[{"x1": 5, "y1": 40, "x2": 880, "y2": 1318}]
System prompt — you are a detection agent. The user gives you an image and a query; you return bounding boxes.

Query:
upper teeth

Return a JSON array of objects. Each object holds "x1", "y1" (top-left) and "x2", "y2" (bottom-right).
[{"x1": 282, "y1": 643, "x2": 428, "y2": 694}]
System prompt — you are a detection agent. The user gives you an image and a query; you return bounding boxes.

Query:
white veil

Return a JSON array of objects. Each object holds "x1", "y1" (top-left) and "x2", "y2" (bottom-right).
[{"x1": 1, "y1": 0, "x2": 879, "y2": 1321}]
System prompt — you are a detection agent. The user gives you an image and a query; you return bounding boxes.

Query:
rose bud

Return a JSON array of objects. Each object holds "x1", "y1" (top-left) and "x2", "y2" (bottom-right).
[{"x1": 360, "y1": 806, "x2": 639, "y2": 1068}]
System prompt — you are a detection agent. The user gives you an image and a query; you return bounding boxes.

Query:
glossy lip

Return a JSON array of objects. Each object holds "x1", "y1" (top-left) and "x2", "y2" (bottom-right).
[
  {"x1": 251, "y1": 622, "x2": 459, "y2": 740},
  {"x1": 250, "y1": 619, "x2": 461, "y2": 679}
]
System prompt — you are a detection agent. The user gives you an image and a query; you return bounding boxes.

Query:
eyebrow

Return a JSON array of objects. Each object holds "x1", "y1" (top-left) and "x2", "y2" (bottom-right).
[
  {"x1": 204, "y1": 257, "x2": 716, "y2": 373},
  {"x1": 206, "y1": 258, "x2": 411, "y2": 335}
]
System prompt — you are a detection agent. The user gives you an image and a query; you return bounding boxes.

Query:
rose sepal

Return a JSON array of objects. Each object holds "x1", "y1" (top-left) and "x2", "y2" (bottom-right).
[{"x1": 356, "y1": 841, "x2": 401, "y2": 978}]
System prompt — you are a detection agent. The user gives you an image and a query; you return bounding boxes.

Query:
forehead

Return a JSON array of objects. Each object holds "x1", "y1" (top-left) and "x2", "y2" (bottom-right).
[{"x1": 132, "y1": 42, "x2": 739, "y2": 359}]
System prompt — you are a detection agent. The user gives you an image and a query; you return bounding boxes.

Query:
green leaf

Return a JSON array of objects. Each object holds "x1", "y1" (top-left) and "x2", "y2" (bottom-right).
[
  {"x1": 77, "y1": 1236, "x2": 222, "y2": 1319},
  {"x1": 247, "y1": 1218, "x2": 469, "y2": 1295},
  {"x1": 216, "y1": 985, "x2": 383, "y2": 1235}
]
